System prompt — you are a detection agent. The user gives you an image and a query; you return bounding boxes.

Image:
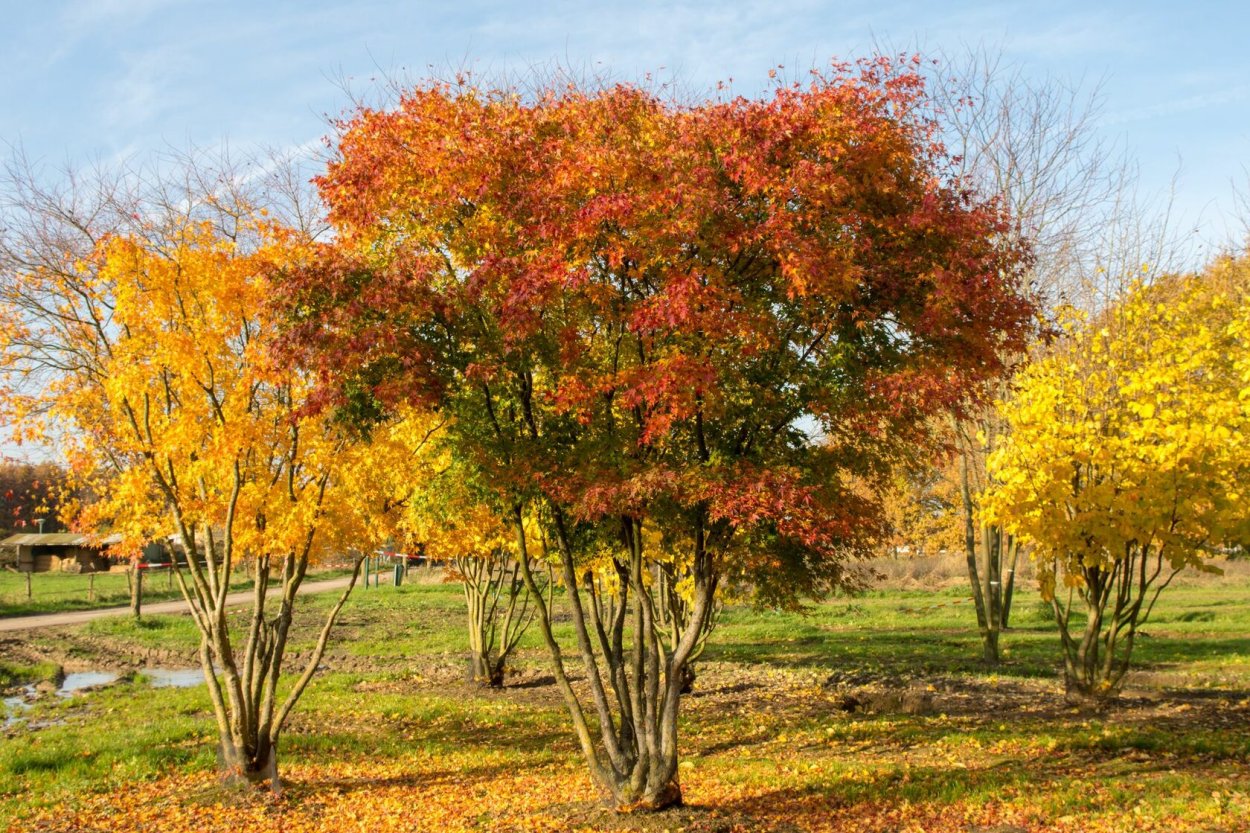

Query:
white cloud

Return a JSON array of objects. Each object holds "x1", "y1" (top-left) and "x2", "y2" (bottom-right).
[
  {"x1": 100, "y1": 45, "x2": 184, "y2": 134},
  {"x1": 60, "y1": 0, "x2": 188, "y2": 29},
  {"x1": 1103, "y1": 85, "x2": 1250, "y2": 127}
]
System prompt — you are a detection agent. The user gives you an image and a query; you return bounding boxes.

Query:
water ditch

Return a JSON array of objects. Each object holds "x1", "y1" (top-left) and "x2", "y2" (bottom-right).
[{"x1": 3, "y1": 667, "x2": 205, "y2": 730}]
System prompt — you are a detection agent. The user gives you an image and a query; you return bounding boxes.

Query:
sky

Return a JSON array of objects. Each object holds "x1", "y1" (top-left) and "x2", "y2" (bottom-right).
[{"x1": 2, "y1": 0, "x2": 1248, "y2": 246}]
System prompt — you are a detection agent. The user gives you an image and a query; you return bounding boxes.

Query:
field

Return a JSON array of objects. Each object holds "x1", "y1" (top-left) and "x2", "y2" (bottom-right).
[
  {"x1": 0, "y1": 565, "x2": 360, "y2": 618},
  {"x1": 1, "y1": 563, "x2": 1248, "y2": 832},
  {"x1": 0, "y1": 567, "x2": 229, "y2": 618}
]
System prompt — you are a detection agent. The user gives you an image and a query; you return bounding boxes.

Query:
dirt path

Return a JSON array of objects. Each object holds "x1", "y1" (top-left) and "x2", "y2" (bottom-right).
[{"x1": 0, "y1": 576, "x2": 357, "y2": 633}]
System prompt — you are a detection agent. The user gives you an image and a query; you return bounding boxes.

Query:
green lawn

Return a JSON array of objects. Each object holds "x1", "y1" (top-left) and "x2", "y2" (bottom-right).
[{"x1": 1, "y1": 574, "x2": 1247, "y2": 831}]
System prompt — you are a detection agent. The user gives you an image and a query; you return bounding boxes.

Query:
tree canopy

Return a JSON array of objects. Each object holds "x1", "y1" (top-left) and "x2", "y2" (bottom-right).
[
  {"x1": 279, "y1": 60, "x2": 1038, "y2": 808},
  {"x1": 985, "y1": 256, "x2": 1250, "y2": 695}
]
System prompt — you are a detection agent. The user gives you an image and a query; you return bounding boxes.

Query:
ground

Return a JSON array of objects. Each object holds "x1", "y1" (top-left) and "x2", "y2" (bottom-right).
[{"x1": 1, "y1": 562, "x2": 1248, "y2": 832}]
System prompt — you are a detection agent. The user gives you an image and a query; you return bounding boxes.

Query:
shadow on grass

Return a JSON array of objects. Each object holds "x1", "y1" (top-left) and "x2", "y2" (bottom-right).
[
  {"x1": 703, "y1": 628, "x2": 1060, "y2": 677},
  {"x1": 505, "y1": 674, "x2": 557, "y2": 690},
  {"x1": 285, "y1": 762, "x2": 540, "y2": 797},
  {"x1": 703, "y1": 627, "x2": 1250, "y2": 683}
]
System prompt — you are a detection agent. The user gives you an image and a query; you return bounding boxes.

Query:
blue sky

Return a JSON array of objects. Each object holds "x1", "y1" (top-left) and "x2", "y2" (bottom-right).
[
  {"x1": 0, "y1": 0, "x2": 1246, "y2": 464},
  {"x1": 1, "y1": 0, "x2": 1247, "y2": 242}
]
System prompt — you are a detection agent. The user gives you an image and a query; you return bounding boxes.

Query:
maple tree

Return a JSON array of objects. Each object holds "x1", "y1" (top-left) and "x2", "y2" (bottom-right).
[
  {"x1": 279, "y1": 59, "x2": 1035, "y2": 809},
  {"x1": 876, "y1": 456, "x2": 962, "y2": 558},
  {"x1": 334, "y1": 404, "x2": 550, "y2": 687},
  {"x1": 0, "y1": 163, "x2": 376, "y2": 785},
  {"x1": 985, "y1": 257, "x2": 1250, "y2": 699}
]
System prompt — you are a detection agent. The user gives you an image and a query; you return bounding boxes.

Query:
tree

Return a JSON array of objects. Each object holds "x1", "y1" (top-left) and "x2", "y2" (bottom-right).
[
  {"x1": 923, "y1": 47, "x2": 1121, "y2": 664},
  {"x1": 333, "y1": 403, "x2": 548, "y2": 688},
  {"x1": 0, "y1": 159, "x2": 370, "y2": 787},
  {"x1": 280, "y1": 60, "x2": 1035, "y2": 809},
  {"x1": 445, "y1": 524, "x2": 551, "y2": 687},
  {"x1": 984, "y1": 259, "x2": 1250, "y2": 699},
  {"x1": 876, "y1": 457, "x2": 963, "y2": 558},
  {"x1": 408, "y1": 451, "x2": 552, "y2": 688}
]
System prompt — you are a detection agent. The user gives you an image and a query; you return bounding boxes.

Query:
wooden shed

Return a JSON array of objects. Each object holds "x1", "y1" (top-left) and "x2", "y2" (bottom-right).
[{"x1": 0, "y1": 532, "x2": 123, "y2": 573}]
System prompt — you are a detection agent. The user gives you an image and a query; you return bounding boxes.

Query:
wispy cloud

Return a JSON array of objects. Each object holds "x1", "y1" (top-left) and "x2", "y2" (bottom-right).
[
  {"x1": 99, "y1": 45, "x2": 185, "y2": 135},
  {"x1": 1103, "y1": 84, "x2": 1250, "y2": 127},
  {"x1": 60, "y1": 0, "x2": 188, "y2": 29}
]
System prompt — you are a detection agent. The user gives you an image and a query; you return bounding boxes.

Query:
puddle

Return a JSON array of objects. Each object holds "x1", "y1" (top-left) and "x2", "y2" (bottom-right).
[
  {"x1": 3, "y1": 685, "x2": 36, "y2": 728},
  {"x1": 57, "y1": 671, "x2": 120, "y2": 696},
  {"x1": 143, "y1": 668, "x2": 204, "y2": 688},
  {"x1": 4, "y1": 667, "x2": 203, "y2": 731},
  {"x1": 54, "y1": 668, "x2": 205, "y2": 694}
]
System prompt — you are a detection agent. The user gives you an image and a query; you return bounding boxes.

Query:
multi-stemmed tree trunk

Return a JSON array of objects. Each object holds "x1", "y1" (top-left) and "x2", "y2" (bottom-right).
[
  {"x1": 1047, "y1": 545, "x2": 1181, "y2": 701},
  {"x1": 168, "y1": 519, "x2": 363, "y2": 784},
  {"x1": 454, "y1": 550, "x2": 549, "y2": 687},
  {"x1": 655, "y1": 557, "x2": 718, "y2": 694},
  {"x1": 957, "y1": 414, "x2": 1021, "y2": 665},
  {"x1": 514, "y1": 507, "x2": 717, "y2": 810}
]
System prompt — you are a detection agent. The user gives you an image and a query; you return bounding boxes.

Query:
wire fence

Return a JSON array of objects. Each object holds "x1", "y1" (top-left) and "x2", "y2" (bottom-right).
[
  {"x1": 1, "y1": 560, "x2": 390, "y2": 618},
  {"x1": 0, "y1": 566, "x2": 193, "y2": 616}
]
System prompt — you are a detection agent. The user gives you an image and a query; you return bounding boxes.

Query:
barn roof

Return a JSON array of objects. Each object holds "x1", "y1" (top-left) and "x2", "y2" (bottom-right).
[{"x1": 0, "y1": 533, "x2": 123, "y2": 547}]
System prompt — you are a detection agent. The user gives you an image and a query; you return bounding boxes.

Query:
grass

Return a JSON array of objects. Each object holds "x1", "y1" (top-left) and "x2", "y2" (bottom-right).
[
  {"x1": 1, "y1": 572, "x2": 1247, "y2": 831},
  {"x1": 0, "y1": 568, "x2": 230, "y2": 617},
  {"x1": 83, "y1": 614, "x2": 203, "y2": 651},
  {"x1": 1, "y1": 678, "x2": 217, "y2": 795},
  {"x1": 704, "y1": 583, "x2": 1250, "y2": 682},
  {"x1": 0, "y1": 659, "x2": 60, "y2": 688}
]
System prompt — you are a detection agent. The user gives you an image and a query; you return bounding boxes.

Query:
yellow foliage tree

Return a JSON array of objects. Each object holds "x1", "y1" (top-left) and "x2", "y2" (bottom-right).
[
  {"x1": 985, "y1": 258, "x2": 1250, "y2": 698},
  {"x1": 877, "y1": 462, "x2": 963, "y2": 559},
  {"x1": 417, "y1": 469, "x2": 553, "y2": 687},
  {"x1": 0, "y1": 200, "x2": 370, "y2": 785},
  {"x1": 341, "y1": 406, "x2": 551, "y2": 687}
]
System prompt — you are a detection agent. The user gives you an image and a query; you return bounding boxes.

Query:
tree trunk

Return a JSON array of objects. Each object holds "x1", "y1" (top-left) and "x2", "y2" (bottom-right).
[
  {"x1": 677, "y1": 664, "x2": 696, "y2": 695},
  {"x1": 466, "y1": 651, "x2": 504, "y2": 687},
  {"x1": 961, "y1": 453, "x2": 998, "y2": 664},
  {"x1": 457, "y1": 551, "x2": 544, "y2": 690},
  {"x1": 170, "y1": 519, "x2": 364, "y2": 790},
  {"x1": 513, "y1": 506, "x2": 713, "y2": 812},
  {"x1": 1000, "y1": 535, "x2": 1019, "y2": 628},
  {"x1": 130, "y1": 566, "x2": 142, "y2": 620}
]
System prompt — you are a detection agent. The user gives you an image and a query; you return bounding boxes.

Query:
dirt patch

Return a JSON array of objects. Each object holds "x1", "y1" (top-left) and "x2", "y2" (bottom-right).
[
  {"x1": 0, "y1": 629, "x2": 193, "y2": 682},
  {"x1": 817, "y1": 665, "x2": 1250, "y2": 734},
  {"x1": 5, "y1": 623, "x2": 1249, "y2": 743}
]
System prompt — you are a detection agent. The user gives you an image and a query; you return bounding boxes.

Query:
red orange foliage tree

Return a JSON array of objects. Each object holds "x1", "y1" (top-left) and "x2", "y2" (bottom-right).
[{"x1": 280, "y1": 59, "x2": 1035, "y2": 809}]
